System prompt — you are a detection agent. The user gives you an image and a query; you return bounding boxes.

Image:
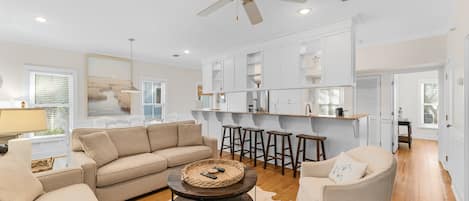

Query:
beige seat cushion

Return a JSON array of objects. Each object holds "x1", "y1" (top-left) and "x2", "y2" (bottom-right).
[
  {"x1": 106, "y1": 126, "x2": 151, "y2": 157},
  {"x1": 97, "y1": 153, "x2": 167, "y2": 187},
  {"x1": 297, "y1": 177, "x2": 335, "y2": 201},
  {"x1": 0, "y1": 158, "x2": 44, "y2": 201},
  {"x1": 153, "y1": 146, "x2": 212, "y2": 167},
  {"x1": 147, "y1": 123, "x2": 178, "y2": 151},
  {"x1": 79, "y1": 132, "x2": 119, "y2": 167},
  {"x1": 35, "y1": 184, "x2": 98, "y2": 201},
  {"x1": 177, "y1": 124, "x2": 203, "y2": 146}
]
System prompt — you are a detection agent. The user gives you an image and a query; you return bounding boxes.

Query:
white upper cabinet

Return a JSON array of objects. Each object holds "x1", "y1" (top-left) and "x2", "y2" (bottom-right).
[
  {"x1": 222, "y1": 57, "x2": 235, "y2": 92},
  {"x1": 202, "y1": 19, "x2": 355, "y2": 93},
  {"x1": 320, "y1": 31, "x2": 354, "y2": 85},
  {"x1": 202, "y1": 62, "x2": 213, "y2": 93}
]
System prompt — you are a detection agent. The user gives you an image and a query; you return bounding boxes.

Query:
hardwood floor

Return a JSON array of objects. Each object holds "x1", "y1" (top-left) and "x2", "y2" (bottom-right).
[{"x1": 135, "y1": 140, "x2": 455, "y2": 201}]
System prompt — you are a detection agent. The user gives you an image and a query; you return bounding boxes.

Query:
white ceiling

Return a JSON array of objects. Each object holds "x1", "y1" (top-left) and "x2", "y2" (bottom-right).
[{"x1": 0, "y1": 0, "x2": 451, "y2": 69}]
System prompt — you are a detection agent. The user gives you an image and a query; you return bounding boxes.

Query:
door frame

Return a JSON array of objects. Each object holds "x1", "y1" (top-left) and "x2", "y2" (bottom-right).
[
  {"x1": 356, "y1": 75, "x2": 382, "y2": 146},
  {"x1": 464, "y1": 35, "x2": 469, "y2": 200}
]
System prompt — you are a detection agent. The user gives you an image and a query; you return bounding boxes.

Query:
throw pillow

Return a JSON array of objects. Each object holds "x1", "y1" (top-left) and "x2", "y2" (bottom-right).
[
  {"x1": 79, "y1": 131, "x2": 119, "y2": 167},
  {"x1": 328, "y1": 152, "x2": 368, "y2": 183},
  {"x1": 0, "y1": 158, "x2": 44, "y2": 201},
  {"x1": 177, "y1": 124, "x2": 203, "y2": 146}
]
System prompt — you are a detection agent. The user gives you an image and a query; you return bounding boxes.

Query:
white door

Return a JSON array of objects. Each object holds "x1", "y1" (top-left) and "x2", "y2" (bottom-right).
[
  {"x1": 356, "y1": 76, "x2": 381, "y2": 146},
  {"x1": 439, "y1": 65, "x2": 453, "y2": 167}
]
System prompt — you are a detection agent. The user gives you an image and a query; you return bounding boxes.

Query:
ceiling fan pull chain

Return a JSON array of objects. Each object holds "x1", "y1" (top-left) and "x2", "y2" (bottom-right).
[{"x1": 236, "y1": 0, "x2": 240, "y2": 23}]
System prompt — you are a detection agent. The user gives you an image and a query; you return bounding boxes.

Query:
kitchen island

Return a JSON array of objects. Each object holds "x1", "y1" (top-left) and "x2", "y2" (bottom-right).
[{"x1": 192, "y1": 109, "x2": 368, "y2": 161}]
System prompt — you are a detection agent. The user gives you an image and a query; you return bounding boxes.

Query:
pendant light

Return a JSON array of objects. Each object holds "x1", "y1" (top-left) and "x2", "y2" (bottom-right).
[{"x1": 121, "y1": 38, "x2": 140, "y2": 93}]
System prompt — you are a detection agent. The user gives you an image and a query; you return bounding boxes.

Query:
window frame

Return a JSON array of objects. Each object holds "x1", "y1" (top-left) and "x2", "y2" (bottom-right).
[
  {"x1": 316, "y1": 87, "x2": 344, "y2": 116},
  {"x1": 419, "y1": 79, "x2": 439, "y2": 128},
  {"x1": 141, "y1": 79, "x2": 167, "y2": 121}
]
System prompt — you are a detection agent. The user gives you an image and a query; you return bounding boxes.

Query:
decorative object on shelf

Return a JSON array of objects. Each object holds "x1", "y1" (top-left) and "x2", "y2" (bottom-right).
[
  {"x1": 335, "y1": 107, "x2": 344, "y2": 117},
  {"x1": 87, "y1": 54, "x2": 133, "y2": 116},
  {"x1": 31, "y1": 157, "x2": 55, "y2": 173},
  {"x1": 0, "y1": 108, "x2": 48, "y2": 153},
  {"x1": 121, "y1": 38, "x2": 140, "y2": 94},
  {"x1": 181, "y1": 159, "x2": 245, "y2": 188}
]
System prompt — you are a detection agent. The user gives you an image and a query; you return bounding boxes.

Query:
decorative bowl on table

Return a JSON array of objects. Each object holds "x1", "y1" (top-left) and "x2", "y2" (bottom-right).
[{"x1": 181, "y1": 159, "x2": 246, "y2": 189}]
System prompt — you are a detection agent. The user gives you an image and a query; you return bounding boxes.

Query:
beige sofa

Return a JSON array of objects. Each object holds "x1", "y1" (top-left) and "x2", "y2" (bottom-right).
[
  {"x1": 71, "y1": 120, "x2": 218, "y2": 201},
  {"x1": 296, "y1": 146, "x2": 397, "y2": 201},
  {"x1": 0, "y1": 139, "x2": 98, "y2": 201}
]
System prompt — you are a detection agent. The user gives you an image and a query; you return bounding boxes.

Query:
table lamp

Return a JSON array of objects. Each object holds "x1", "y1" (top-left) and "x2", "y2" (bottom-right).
[{"x1": 0, "y1": 108, "x2": 48, "y2": 153}]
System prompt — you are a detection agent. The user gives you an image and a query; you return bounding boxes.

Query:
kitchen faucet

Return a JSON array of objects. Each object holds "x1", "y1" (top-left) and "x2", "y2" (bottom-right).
[{"x1": 305, "y1": 104, "x2": 312, "y2": 115}]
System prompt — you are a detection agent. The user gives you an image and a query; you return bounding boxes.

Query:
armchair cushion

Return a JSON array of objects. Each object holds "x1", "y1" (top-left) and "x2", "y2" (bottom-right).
[
  {"x1": 0, "y1": 157, "x2": 44, "y2": 201},
  {"x1": 36, "y1": 167, "x2": 83, "y2": 192},
  {"x1": 297, "y1": 177, "x2": 334, "y2": 201},
  {"x1": 177, "y1": 124, "x2": 203, "y2": 146},
  {"x1": 328, "y1": 152, "x2": 367, "y2": 184},
  {"x1": 79, "y1": 131, "x2": 119, "y2": 167},
  {"x1": 35, "y1": 184, "x2": 98, "y2": 201}
]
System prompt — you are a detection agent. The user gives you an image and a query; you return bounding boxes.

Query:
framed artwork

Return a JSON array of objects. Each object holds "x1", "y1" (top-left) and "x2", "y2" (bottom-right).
[{"x1": 87, "y1": 55, "x2": 132, "y2": 117}]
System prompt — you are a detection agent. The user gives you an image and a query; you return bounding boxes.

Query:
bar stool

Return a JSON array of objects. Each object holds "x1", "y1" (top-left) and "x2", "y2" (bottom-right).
[
  {"x1": 294, "y1": 134, "x2": 327, "y2": 177},
  {"x1": 240, "y1": 127, "x2": 266, "y2": 166},
  {"x1": 264, "y1": 130, "x2": 295, "y2": 176},
  {"x1": 219, "y1": 125, "x2": 242, "y2": 160}
]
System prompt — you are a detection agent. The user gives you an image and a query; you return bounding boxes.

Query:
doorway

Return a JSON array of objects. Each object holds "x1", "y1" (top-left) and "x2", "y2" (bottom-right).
[{"x1": 356, "y1": 76, "x2": 381, "y2": 147}]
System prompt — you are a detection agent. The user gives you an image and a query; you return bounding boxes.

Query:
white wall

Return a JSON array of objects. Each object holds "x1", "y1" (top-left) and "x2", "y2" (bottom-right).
[
  {"x1": 0, "y1": 41, "x2": 201, "y2": 127},
  {"x1": 445, "y1": 0, "x2": 468, "y2": 199},
  {"x1": 395, "y1": 71, "x2": 439, "y2": 140}
]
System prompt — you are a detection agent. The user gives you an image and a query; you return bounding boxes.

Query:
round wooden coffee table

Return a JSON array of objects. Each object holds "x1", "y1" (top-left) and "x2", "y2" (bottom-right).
[{"x1": 168, "y1": 167, "x2": 257, "y2": 201}]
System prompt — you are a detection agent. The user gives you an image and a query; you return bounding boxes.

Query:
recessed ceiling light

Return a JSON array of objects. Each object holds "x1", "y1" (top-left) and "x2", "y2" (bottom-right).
[
  {"x1": 35, "y1": 17, "x2": 47, "y2": 23},
  {"x1": 183, "y1": 50, "x2": 190, "y2": 54},
  {"x1": 297, "y1": 8, "x2": 312, "y2": 15}
]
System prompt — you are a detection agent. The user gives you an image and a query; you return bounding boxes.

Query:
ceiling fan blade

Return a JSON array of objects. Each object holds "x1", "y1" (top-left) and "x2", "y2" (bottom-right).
[
  {"x1": 243, "y1": 0, "x2": 263, "y2": 25},
  {"x1": 281, "y1": 0, "x2": 307, "y2": 3},
  {"x1": 197, "y1": 0, "x2": 234, "y2": 16}
]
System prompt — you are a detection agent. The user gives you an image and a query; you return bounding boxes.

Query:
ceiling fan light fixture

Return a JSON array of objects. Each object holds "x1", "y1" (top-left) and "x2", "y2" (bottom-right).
[{"x1": 297, "y1": 8, "x2": 312, "y2": 15}]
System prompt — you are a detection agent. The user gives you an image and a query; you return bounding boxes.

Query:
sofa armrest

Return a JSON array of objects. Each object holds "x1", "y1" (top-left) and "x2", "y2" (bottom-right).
[
  {"x1": 70, "y1": 151, "x2": 97, "y2": 192},
  {"x1": 300, "y1": 157, "x2": 337, "y2": 178},
  {"x1": 202, "y1": 136, "x2": 218, "y2": 159},
  {"x1": 35, "y1": 167, "x2": 83, "y2": 192},
  {"x1": 322, "y1": 158, "x2": 397, "y2": 201}
]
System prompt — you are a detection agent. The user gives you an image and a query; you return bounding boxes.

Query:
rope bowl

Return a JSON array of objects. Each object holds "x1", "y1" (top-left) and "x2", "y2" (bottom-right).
[{"x1": 181, "y1": 159, "x2": 246, "y2": 189}]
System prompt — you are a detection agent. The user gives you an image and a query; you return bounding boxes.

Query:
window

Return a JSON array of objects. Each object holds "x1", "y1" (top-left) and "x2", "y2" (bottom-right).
[
  {"x1": 317, "y1": 88, "x2": 343, "y2": 115},
  {"x1": 421, "y1": 81, "x2": 438, "y2": 127},
  {"x1": 142, "y1": 80, "x2": 166, "y2": 121},
  {"x1": 29, "y1": 71, "x2": 73, "y2": 136}
]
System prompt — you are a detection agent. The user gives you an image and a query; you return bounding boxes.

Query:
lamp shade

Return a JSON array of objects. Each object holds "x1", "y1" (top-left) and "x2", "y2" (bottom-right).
[{"x1": 0, "y1": 108, "x2": 48, "y2": 137}]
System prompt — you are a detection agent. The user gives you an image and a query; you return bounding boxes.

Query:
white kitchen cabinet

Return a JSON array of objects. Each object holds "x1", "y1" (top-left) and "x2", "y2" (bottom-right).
[
  {"x1": 263, "y1": 43, "x2": 302, "y2": 89},
  {"x1": 222, "y1": 57, "x2": 235, "y2": 92},
  {"x1": 320, "y1": 31, "x2": 354, "y2": 85},
  {"x1": 263, "y1": 47, "x2": 282, "y2": 89},
  {"x1": 234, "y1": 53, "x2": 247, "y2": 90},
  {"x1": 202, "y1": 62, "x2": 212, "y2": 93}
]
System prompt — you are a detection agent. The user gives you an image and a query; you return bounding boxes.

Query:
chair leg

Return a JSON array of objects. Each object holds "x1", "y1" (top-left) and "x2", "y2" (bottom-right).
[
  {"x1": 220, "y1": 128, "x2": 225, "y2": 157},
  {"x1": 281, "y1": 136, "x2": 285, "y2": 175},
  {"x1": 264, "y1": 134, "x2": 272, "y2": 169},
  {"x1": 240, "y1": 129, "x2": 247, "y2": 162},
  {"x1": 287, "y1": 136, "x2": 295, "y2": 177},
  {"x1": 274, "y1": 135, "x2": 278, "y2": 167},
  {"x1": 259, "y1": 131, "x2": 266, "y2": 160},
  {"x1": 316, "y1": 140, "x2": 320, "y2": 161},
  {"x1": 254, "y1": 131, "x2": 258, "y2": 167},
  {"x1": 249, "y1": 131, "x2": 253, "y2": 160},
  {"x1": 229, "y1": 129, "x2": 234, "y2": 160},
  {"x1": 294, "y1": 138, "x2": 302, "y2": 178},
  {"x1": 321, "y1": 140, "x2": 326, "y2": 160}
]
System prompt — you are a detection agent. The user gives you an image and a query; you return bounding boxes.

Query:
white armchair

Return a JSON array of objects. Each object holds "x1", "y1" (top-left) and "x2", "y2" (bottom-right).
[{"x1": 297, "y1": 146, "x2": 397, "y2": 201}]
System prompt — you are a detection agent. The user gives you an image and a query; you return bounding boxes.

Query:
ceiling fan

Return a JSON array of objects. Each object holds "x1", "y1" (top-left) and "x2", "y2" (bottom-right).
[{"x1": 197, "y1": 0, "x2": 307, "y2": 25}]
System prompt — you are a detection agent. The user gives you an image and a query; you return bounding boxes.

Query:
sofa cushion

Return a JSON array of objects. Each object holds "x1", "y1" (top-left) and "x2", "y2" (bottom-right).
[
  {"x1": 147, "y1": 123, "x2": 178, "y2": 151},
  {"x1": 177, "y1": 124, "x2": 203, "y2": 146},
  {"x1": 96, "y1": 153, "x2": 167, "y2": 187},
  {"x1": 297, "y1": 177, "x2": 335, "y2": 201},
  {"x1": 72, "y1": 128, "x2": 106, "y2": 151},
  {"x1": 35, "y1": 184, "x2": 98, "y2": 201},
  {"x1": 106, "y1": 126, "x2": 151, "y2": 157},
  {"x1": 153, "y1": 146, "x2": 212, "y2": 167},
  {"x1": 79, "y1": 131, "x2": 119, "y2": 167},
  {"x1": 0, "y1": 158, "x2": 44, "y2": 201}
]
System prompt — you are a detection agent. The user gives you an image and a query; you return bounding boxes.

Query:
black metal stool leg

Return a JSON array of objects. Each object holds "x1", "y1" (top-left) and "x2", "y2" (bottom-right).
[
  {"x1": 264, "y1": 133, "x2": 272, "y2": 169},
  {"x1": 294, "y1": 138, "x2": 302, "y2": 178},
  {"x1": 240, "y1": 129, "x2": 247, "y2": 162},
  {"x1": 287, "y1": 135, "x2": 295, "y2": 177},
  {"x1": 219, "y1": 128, "x2": 226, "y2": 157}
]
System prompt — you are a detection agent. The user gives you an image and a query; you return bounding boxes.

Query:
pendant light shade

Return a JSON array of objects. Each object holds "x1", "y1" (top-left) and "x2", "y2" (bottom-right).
[{"x1": 121, "y1": 38, "x2": 140, "y2": 93}]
